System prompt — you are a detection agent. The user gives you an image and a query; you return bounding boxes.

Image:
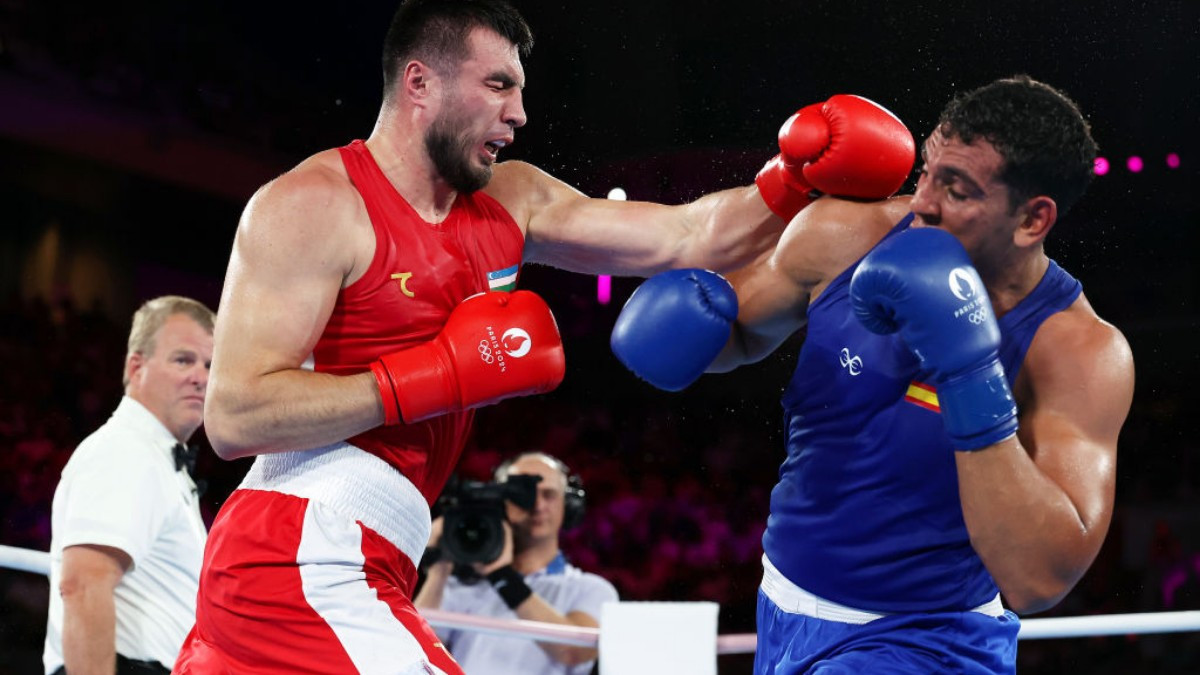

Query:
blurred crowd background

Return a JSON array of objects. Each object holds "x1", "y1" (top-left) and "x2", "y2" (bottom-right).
[{"x1": 1, "y1": 1, "x2": 1197, "y2": 673}]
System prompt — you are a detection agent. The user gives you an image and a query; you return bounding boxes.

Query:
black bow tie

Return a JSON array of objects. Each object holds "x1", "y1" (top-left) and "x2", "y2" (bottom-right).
[
  {"x1": 173, "y1": 443, "x2": 197, "y2": 474},
  {"x1": 173, "y1": 443, "x2": 207, "y2": 497}
]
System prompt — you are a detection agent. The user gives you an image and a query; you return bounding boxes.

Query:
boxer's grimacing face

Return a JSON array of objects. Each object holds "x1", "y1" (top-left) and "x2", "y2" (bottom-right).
[
  {"x1": 909, "y1": 129, "x2": 1024, "y2": 266},
  {"x1": 425, "y1": 27, "x2": 527, "y2": 193}
]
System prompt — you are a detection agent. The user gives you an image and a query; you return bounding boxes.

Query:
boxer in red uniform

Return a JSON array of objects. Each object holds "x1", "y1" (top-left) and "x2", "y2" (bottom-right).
[{"x1": 175, "y1": 1, "x2": 916, "y2": 672}]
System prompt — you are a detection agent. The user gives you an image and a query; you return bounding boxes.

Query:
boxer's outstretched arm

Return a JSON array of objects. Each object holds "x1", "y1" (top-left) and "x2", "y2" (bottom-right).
[
  {"x1": 205, "y1": 165, "x2": 384, "y2": 459},
  {"x1": 955, "y1": 301, "x2": 1133, "y2": 614},
  {"x1": 489, "y1": 160, "x2": 783, "y2": 276},
  {"x1": 708, "y1": 242, "x2": 810, "y2": 371},
  {"x1": 605, "y1": 201, "x2": 828, "y2": 389},
  {"x1": 607, "y1": 197, "x2": 908, "y2": 389},
  {"x1": 712, "y1": 197, "x2": 905, "y2": 371},
  {"x1": 497, "y1": 95, "x2": 913, "y2": 278}
]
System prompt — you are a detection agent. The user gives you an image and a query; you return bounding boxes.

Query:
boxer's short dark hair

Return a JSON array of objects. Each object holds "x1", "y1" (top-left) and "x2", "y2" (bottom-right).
[{"x1": 382, "y1": 0, "x2": 533, "y2": 98}]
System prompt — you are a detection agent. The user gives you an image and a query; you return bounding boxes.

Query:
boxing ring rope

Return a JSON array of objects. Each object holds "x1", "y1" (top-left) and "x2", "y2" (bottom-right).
[
  {"x1": 418, "y1": 607, "x2": 761, "y2": 653},
  {"x1": 4, "y1": 544, "x2": 1198, "y2": 653},
  {"x1": 0, "y1": 544, "x2": 53, "y2": 576}
]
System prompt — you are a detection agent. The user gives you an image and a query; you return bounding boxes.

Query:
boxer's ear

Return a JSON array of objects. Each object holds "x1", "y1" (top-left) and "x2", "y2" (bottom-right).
[
  {"x1": 402, "y1": 60, "x2": 437, "y2": 105},
  {"x1": 1013, "y1": 195, "x2": 1056, "y2": 249}
]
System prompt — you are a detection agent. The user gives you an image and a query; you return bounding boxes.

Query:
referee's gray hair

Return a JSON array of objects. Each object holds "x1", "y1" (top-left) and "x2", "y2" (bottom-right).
[{"x1": 124, "y1": 295, "x2": 215, "y2": 387}]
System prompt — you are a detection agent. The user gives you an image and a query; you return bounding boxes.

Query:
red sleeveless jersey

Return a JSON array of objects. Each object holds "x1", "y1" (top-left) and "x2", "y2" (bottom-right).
[{"x1": 312, "y1": 140, "x2": 525, "y2": 503}]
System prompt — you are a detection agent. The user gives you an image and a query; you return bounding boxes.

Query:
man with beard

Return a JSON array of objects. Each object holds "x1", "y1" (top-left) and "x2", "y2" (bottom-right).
[
  {"x1": 174, "y1": 1, "x2": 915, "y2": 672},
  {"x1": 611, "y1": 76, "x2": 1135, "y2": 673}
]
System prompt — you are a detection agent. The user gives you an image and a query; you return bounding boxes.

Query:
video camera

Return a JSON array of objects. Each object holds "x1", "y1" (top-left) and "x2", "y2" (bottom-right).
[{"x1": 435, "y1": 473, "x2": 541, "y2": 565}]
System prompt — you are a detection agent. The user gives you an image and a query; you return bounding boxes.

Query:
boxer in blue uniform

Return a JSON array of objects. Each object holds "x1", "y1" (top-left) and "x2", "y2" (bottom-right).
[{"x1": 611, "y1": 76, "x2": 1135, "y2": 673}]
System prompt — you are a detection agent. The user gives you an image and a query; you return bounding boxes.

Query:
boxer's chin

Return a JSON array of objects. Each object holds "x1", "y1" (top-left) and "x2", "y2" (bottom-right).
[{"x1": 426, "y1": 129, "x2": 491, "y2": 193}]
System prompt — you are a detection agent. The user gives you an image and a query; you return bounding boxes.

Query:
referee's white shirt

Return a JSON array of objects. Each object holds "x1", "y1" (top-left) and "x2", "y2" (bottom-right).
[
  {"x1": 43, "y1": 396, "x2": 207, "y2": 674},
  {"x1": 438, "y1": 553, "x2": 619, "y2": 675}
]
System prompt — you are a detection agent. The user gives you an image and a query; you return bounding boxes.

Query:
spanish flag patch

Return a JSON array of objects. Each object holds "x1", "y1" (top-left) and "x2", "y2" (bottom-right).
[{"x1": 905, "y1": 381, "x2": 940, "y2": 413}]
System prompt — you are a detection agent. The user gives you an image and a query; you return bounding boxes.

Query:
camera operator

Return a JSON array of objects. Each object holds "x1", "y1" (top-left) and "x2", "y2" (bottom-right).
[{"x1": 415, "y1": 452, "x2": 618, "y2": 674}]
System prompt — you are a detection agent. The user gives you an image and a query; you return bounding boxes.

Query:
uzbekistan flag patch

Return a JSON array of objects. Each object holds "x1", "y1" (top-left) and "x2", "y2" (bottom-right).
[{"x1": 487, "y1": 264, "x2": 518, "y2": 292}]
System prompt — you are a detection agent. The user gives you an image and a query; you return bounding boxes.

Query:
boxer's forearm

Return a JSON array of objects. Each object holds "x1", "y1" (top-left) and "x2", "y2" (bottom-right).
[
  {"x1": 956, "y1": 439, "x2": 1104, "y2": 615},
  {"x1": 205, "y1": 369, "x2": 382, "y2": 459},
  {"x1": 676, "y1": 186, "x2": 785, "y2": 274}
]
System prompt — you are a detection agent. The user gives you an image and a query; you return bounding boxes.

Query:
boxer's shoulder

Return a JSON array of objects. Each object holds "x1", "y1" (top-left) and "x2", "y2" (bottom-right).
[
  {"x1": 280, "y1": 149, "x2": 358, "y2": 202},
  {"x1": 247, "y1": 151, "x2": 363, "y2": 226},
  {"x1": 237, "y1": 150, "x2": 369, "y2": 269},
  {"x1": 776, "y1": 195, "x2": 908, "y2": 289},
  {"x1": 1012, "y1": 290, "x2": 1132, "y2": 431},
  {"x1": 484, "y1": 161, "x2": 580, "y2": 230},
  {"x1": 487, "y1": 159, "x2": 548, "y2": 192},
  {"x1": 1025, "y1": 292, "x2": 1131, "y2": 383}
]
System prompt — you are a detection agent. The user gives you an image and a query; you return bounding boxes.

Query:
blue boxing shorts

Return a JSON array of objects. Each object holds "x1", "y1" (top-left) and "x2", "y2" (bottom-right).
[{"x1": 754, "y1": 559, "x2": 1019, "y2": 674}]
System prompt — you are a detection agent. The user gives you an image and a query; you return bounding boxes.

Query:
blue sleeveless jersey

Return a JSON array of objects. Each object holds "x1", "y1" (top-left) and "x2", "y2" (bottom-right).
[{"x1": 763, "y1": 215, "x2": 1082, "y2": 613}]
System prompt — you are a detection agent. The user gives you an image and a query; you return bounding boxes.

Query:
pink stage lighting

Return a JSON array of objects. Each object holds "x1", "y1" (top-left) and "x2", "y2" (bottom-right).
[
  {"x1": 597, "y1": 275, "x2": 612, "y2": 306},
  {"x1": 1093, "y1": 157, "x2": 1110, "y2": 175},
  {"x1": 599, "y1": 187, "x2": 626, "y2": 306},
  {"x1": 1166, "y1": 153, "x2": 1181, "y2": 169},
  {"x1": 1127, "y1": 156, "x2": 1144, "y2": 173}
]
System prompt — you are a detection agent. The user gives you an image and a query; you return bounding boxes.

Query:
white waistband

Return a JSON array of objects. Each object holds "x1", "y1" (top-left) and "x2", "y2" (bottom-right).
[
  {"x1": 760, "y1": 554, "x2": 1006, "y2": 624},
  {"x1": 239, "y1": 442, "x2": 431, "y2": 565}
]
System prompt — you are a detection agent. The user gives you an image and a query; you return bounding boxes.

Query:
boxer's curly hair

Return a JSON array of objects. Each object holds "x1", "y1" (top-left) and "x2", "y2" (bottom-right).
[
  {"x1": 937, "y1": 75, "x2": 1097, "y2": 216},
  {"x1": 381, "y1": 0, "x2": 533, "y2": 99}
]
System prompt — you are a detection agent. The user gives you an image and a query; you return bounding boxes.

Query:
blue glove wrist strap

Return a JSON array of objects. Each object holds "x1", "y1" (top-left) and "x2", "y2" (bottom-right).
[{"x1": 938, "y1": 359, "x2": 1018, "y2": 451}]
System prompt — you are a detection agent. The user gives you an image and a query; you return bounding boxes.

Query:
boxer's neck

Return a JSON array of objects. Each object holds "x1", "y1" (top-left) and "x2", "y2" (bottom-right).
[{"x1": 366, "y1": 115, "x2": 458, "y2": 222}]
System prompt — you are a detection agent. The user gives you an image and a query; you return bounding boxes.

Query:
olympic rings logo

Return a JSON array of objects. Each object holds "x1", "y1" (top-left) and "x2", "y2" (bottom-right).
[
  {"x1": 968, "y1": 308, "x2": 989, "y2": 325},
  {"x1": 478, "y1": 340, "x2": 495, "y2": 363}
]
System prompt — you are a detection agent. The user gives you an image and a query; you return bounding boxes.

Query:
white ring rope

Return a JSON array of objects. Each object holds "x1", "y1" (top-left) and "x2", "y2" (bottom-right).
[
  {"x1": 1015, "y1": 611, "x2": 1200, "y2": 640},
  {"x1": 0, "y1": 544, "x2": 51, "y2": 575},
  {"x1": 421, "y1": 608, "x2": 598, "y2": 648},
  {"x1": 4, "y1": 545, "x2": 1197, "y2": 653},
  {"x1": 420, "y1": 609, "x2": 760, "y2": 653}
]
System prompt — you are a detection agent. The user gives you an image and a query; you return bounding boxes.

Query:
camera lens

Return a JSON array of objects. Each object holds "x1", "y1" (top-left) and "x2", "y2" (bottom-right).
[{"x1": 443, "y1": 507, "x2": 505, "y2": 564}]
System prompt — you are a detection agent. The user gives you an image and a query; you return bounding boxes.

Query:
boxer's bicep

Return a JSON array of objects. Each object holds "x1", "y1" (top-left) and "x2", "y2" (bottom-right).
[
  {"x1": 1018, "y1": 311, "x2": 1133, "y2": 538},
  {"x1": 525, "y1": 184, "x2": 685, "y2": 275},
  {"x1": 496, "y1": 160, "x2": 750, "y2": 274},
  {"x1": 533, "y1": 190, "x2": 782, "y2": 276},
  {"x1": 216, "y1": 176, "x2": 352, "y2": 378},
  {"x1": 711, "y1": 236, "x2": 813, "y2": 370},
  {"x1": 204, "y1": 170, "x2": 385, "y2": 458},
  {"x1": 713, "y1": 198, "x2": 892, "y2": 369}
]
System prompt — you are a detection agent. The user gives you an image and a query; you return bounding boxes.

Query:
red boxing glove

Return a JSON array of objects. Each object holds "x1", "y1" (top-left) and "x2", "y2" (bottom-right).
[
  {"x1": 756, "y1": 94, "x2": 916, "y2": 221},
  {"x1": 371, "y1": 291, "x2": 566, "y2": 424}
]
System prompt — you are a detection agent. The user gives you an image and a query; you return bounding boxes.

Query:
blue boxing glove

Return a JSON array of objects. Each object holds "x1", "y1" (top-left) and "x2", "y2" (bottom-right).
[
  {"x1": 849, "y1": 227, "x2": 1017, "y2": 450},
  {"x1": 611, "y1": 269, "x2": 737, "y2": 391}
]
